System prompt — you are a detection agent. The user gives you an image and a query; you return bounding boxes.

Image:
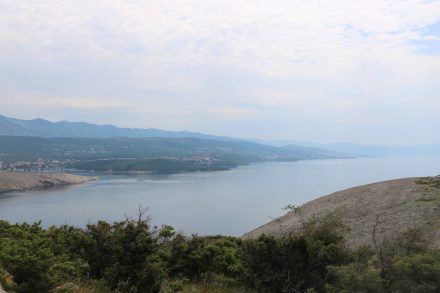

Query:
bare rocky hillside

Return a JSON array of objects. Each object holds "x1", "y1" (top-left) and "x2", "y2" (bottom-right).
[
  {"x1": 243, "y1": 177, "x2": 440, "y2": 248},
  {"x1": 0, "y1": 172, "x2": 96, "y2": 193}
]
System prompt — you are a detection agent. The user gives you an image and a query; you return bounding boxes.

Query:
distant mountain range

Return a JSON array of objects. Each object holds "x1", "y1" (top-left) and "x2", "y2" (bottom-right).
[
  {"x1": 1, "y1": 114, "x2": 438, "y2": 158},
  {"x1": 0, "y1": 114, "x2": 238, "y2": 141},
  {"x1": 253, "y1": 140, "x2": 440, "y2": 157}
]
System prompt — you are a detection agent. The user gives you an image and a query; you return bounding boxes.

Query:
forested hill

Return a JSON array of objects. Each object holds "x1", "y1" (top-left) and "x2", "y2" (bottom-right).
[{"x1": 0, "y1": 136, "x2": 352, "y2": 172}]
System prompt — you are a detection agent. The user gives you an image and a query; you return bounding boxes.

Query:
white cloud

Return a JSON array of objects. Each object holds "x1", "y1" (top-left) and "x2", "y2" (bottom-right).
[{"x1": 0, "y1": 0, "x2": 439, "y2": 144}]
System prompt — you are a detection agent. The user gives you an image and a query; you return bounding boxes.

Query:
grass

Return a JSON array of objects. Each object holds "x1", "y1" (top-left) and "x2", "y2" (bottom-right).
[{"x1": 415, "y1": 176, "x2": 440, "y2": 188}]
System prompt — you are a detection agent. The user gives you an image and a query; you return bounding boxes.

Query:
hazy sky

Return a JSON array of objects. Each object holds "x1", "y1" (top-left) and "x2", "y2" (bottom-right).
[{"x1": 0, "y1": 1, "x2": 439, "y2": 145}]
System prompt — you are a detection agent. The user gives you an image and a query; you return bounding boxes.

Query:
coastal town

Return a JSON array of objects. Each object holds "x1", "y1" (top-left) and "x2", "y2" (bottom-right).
[
  {"x1": 0, "y1": 159, "x2": 67, "y2": 172},
  {"x1": 0, "y1": 155, "x2": 223, "y2": 173}
]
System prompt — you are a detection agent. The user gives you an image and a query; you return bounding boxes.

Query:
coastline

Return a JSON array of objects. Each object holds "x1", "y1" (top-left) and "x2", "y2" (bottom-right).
[{"x1": 0, "y1": 172, "x2": 97, "y2": 194}]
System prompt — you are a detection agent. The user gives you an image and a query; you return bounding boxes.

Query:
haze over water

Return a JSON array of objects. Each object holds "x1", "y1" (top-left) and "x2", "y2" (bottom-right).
[{"x1": 1, "y1": 156, "x2": 439, "y2": 236}]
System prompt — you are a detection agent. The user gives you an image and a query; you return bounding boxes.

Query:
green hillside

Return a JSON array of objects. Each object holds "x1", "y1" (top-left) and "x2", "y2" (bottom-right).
[{"x1": 0, "y1": 136, "x2": 352, "y2": 172}]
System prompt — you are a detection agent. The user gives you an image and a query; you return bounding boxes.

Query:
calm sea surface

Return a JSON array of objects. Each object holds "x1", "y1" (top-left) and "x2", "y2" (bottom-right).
[{"x1": 0, "y1": 156, "x2": 439, "y2": 236}]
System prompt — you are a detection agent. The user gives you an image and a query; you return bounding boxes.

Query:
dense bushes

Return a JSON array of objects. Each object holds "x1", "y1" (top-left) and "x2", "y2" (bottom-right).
[
  {"x1": 82, "y1": 215, "x2": 164, "y2": 292},
  {"x1": 0, "y1": 221, "x2": 88, "y2": 292},
  {"x1": 242, "y1": 213, "x2": 348, "y2": 292},
  {"x1": 0, "y1": 211, "x2": 440, "y2": 292},
  {"x1": 327, "y1": 228, "x2": 440, "y2": 293}
]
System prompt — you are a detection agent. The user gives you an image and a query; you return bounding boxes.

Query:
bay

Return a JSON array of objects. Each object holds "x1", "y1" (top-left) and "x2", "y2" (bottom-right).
[{"x1": 0, "y1": 156, "x2": 439, "y2": 236}]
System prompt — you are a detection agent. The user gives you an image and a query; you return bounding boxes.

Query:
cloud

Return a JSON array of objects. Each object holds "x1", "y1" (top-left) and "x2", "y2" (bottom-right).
[{"x1": 0, "y1": 0, "x2": 439, "y2": 144}]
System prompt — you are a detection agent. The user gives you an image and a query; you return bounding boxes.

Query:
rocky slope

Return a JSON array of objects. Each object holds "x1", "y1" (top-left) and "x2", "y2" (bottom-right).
[
  {"x1": 243, "y1": 176, "x2": 440, "y2": 248},
  {"x1": 0, "y1": 172, "x2": 96, "y2": 193}
]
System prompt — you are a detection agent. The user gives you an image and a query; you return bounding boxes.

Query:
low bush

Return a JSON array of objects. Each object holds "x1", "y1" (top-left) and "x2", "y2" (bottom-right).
[{"x1": 0, "y1": 211, "x2": 439, "y2": 292}]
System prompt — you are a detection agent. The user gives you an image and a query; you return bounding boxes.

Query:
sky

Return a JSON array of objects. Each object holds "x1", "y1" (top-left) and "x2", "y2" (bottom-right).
[{"x1": 0, "y1": 0, "x2": 439, "y2": 145}]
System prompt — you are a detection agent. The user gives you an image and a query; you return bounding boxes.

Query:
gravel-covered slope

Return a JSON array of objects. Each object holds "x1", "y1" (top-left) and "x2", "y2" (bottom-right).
[{"x1": 243, "y1": 177, "x2": 440, "y2": 248}]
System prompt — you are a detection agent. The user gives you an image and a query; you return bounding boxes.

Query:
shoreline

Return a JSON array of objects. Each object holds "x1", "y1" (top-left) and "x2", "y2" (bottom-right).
[
  {"x1": 63, "y1": 157, "x2": 345, "y2": 175},
  {"x1": 0, "y1": 172, "x2": 97, "y2": 194}
]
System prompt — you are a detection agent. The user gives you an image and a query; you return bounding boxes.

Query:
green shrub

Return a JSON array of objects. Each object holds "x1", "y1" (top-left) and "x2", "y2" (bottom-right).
[
  {"x1": 1, "y1": 211, "x2": 439, "y2": 293},
  {"x1": 241, "y1": 212, "x2": 348, "y2": 292}
]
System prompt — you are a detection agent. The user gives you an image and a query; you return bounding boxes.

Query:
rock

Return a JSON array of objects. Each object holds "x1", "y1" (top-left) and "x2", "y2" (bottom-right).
[
  {"x1": 243, "y1": 177, "x2": 440, "y2": 249},
  {"x1": 0, "y1": 172, "x2": 97, "y2": 194}
]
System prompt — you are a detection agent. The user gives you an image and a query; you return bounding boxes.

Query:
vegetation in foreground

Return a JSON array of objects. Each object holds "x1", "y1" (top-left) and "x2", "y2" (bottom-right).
[{"x1": 0, "y1": 210, "x2": 440, "y2": 293}]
